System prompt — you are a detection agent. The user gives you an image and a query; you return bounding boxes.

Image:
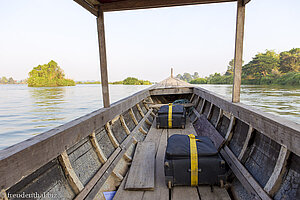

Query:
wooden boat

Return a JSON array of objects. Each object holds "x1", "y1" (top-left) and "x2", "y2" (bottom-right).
[{"x1": 1, "y1": 0, "x2": 299, "y2": 200}]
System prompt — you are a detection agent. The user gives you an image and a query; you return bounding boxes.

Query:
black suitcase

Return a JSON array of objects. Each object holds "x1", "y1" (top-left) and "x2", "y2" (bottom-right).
[
  {"x1": 156, "y1": 104, "x2": 186, "y2": 129},
  {"x1": 164, "y1": 134, "x2": 227, "y2": 188}
]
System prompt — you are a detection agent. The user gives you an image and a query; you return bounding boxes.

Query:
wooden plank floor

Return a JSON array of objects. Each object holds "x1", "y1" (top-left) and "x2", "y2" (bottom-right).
[
  {"x1": 125, "y1": 142, "x2": 155, "y2": 190},
  {"x1": 114, "y1": 119, "x2": 231, "y2": 200}
]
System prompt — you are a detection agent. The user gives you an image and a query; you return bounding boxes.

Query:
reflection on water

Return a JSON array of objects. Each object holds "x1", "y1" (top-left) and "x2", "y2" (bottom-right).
[
  {"x1": 29, "y1": 87, "x2": 66, "y2": 122},
  {"x1": 0, "y1": 84, "x2": 299, "y2": 150},
  {"x1": 198, "y1": 84, "x2": 300, "y2": 123}
]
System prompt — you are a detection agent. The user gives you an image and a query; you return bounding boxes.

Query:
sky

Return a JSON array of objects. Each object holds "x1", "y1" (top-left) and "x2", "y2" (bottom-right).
[{"x1": 0, "y1": 0, "x2": 299, "y2": 82}]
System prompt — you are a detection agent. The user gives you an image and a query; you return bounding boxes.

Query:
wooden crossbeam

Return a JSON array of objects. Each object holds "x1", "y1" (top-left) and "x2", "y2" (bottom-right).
[
  {"x1": 238, "y1": 125, "x2": 253, "y2": 161},
  {"x1": 58, "y1": 151, "x2": 84, "y2": 194},
  {"x1": 105, "y1": 123, "x2": 120, "y2": 148},
  {"x1": 129, "y1": 108, "x2": 139, "y2": 125},
  {"x1": 215, "y1": 108, "x2": 223, "y2": 127},
  {"x1": 207, "y1": 103, "x2": 214, "y2": 120},
  {"x1": 101, "y1": 0, "x2": 236, "y2": 12},
  {"x1": 136, "y1": 104, "x2": 145, "y2": 117},
  {"x1": 264, "y1": 146, "x2": 290, "y2": 196},
  {"x1": 74, "y1": 0, "x2": 98, "y2": 16},
  {"x1": 89, "y1": 132, "x2": 108, "y2": 164},
  {"x1": 224, "y1": 115, "x2": 235, "y2": 142},
  {"x1": 120, "y1": 115, "x2": 131, "y2": 135},
  {"x1": 199, "y1": 99, "x2": 206, "y2": 114}
]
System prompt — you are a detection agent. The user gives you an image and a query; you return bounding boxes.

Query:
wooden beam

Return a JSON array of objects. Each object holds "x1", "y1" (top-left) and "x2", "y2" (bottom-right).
[
  {"x1": 264, "y1": 146, "x2": 290, "y2": 196},
  {"x1": 232, "y1": 0, "x2": 245, "y2": 103},
  {"x1": 123, "y1": 153, "x2": 133, "y2": 162},
  {"x1": 207, "y1": 103, "x2": 214, "y2": 120},
  {"x1": 129, "y1": 108, "x2": 139, "y2": 125},
  {"x1": 238, "y1": 125, "x2": 253, "y2": 161},
  {"x1": 89, "y1": 132, "x2": 108, "y2": 164},
  {"x1": 189, "y1": 93, "x2": 195, "y2": 102},
  {"x1": 74, "y1": 0, "x2": 98, "y2": 16},
  {"x1": 136, "y1": 104, "x2": 145, "y2": 117},
  {"x1": 225, "y1": 115, "x2": 235, "y2": 141},
  {"x1": 105, "y1": 123, "x2": 120, "y2": 148},
  {"x1": 145, "y1": 118, "x2": 152, "y2": 126},
  {"x1": 119, "y1": 115, "x2": 131, "y2": 135},
  {"x1": 215, "y1": 108, "x2": 223, "y2": 128},
  {"x1": 199, "y1": 99, "x2": 206, "y2": 114},
  {"x1": 58, "y1": 151, "x2": 84, "y2": 194},
  {"x1": 112, "y1": 171, "x2": 124, "y2": 181},
  {"x1": 97, "y1": 7, "x2": 110, "y2": 108},
  {"x1": 143, "y1": 101, "x2": 150, "y2": 111},
  {"x1": 101, "y1": 0, "x2": 236, "y2": 12},
  {"x1": 139, "y1": 127, "x2": 148, "y2": 135}
]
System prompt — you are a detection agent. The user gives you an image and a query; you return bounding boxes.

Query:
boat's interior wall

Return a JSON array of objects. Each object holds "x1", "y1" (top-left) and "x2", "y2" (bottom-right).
[
  {"x1": 151, "y1": 94, "x2": 192, "y2": 104},
  {"x1": 243, "y1": 132, "x2": 281, "y2": 186},
  {"x1": 273, "y1": 152, "x2": 300, "y2": 199},
  {"x1": 228, "y1": 120, "x2": 249, "y2": 157},
  {"x1": 4, "y1": 93, "x2": 156, "y2": 200},
  {"x1": 7, "y1": 158, "x2": 76, "y2": 199},
  {"x1": 190, "y1": 86, "x2": 300, "y2": 200}
]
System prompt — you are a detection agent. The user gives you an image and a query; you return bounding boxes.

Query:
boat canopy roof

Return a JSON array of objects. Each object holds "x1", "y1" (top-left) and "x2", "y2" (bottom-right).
[{"x1": 76, "y1": 0, "x2": 251, "y2": 13}]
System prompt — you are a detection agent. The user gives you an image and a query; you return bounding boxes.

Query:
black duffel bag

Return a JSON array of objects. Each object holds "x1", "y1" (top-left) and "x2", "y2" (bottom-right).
[
  {"x1": 164, "y1": 134, "x2": 227, "y2": 188},
  {"x1": 156, "y1": 103, "x2": 186, "y2": 129}
]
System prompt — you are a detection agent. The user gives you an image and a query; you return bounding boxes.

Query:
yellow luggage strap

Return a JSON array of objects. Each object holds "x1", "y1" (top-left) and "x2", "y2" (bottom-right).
[
  {"x1": 188, "y1": 134, "x2": 198, "y2": 186},
  {"x1": 168, "y1": 103, "x2": 172, "y2": 128}
]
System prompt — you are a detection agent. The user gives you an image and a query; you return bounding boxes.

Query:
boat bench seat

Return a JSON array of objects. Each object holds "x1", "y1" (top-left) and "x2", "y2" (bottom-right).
[{"x1": 113, "y1": 119, "x2": 231, "y2": 200}]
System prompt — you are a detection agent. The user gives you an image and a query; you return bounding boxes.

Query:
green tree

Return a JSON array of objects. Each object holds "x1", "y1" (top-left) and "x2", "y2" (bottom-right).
[
  {"x1": 279, "y1": 48, "x2": 300, "y2": 73},
  {"x1": 27, "y1": 60, "x2": 75, "y2": 87},
  {"x1": 190, "y1": 78, "x2": 207, "y2": 84},
  {"x1": 1, "y1": 76, "x2": 8, "y2": 84},
  {"x1": 243, "y1": 50, "x2": 279, "y2": 79},
  {"x1": 225, "y1": 59, "x2": 244, "y2": 76},
  {"x1": 8, "y1": 77, "x2": 14, "y2": 84},
  {"x1": 176, "y1": 74, "x2": 183, "y2": 80},
  {"x1": 182, "y1": 73, "x2": 193, "y2": 82},
  {"x1": 192, "y1": 72, "x2": 199, "y2": 79},
  {"x1": 122, "y1": 77, "x2": 151, "y2": 85}
]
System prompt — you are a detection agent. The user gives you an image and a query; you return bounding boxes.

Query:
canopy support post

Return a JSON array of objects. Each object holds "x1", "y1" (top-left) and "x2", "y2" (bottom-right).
[
  {"x1": 232, "y1": 0, "x2": 245, "y2": 103},
  {"x1": 97, "y1": 7, "x2": 110, "y2": 108}
]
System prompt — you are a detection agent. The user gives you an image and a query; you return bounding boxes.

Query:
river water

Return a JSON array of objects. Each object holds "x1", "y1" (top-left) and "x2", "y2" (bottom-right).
[{"x1": 0, "y1": 84, "x2": 299, "y2": 150}]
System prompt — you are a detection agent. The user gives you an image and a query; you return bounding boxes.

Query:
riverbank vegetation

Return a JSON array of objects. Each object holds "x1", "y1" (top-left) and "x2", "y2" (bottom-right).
[
  {"x1": 178, "y1": 48, "x2": 300, "y2": 86},
  {"x1": 76, "y1": 77, "x2": 152, "y2": 85},
  {"x1": 0, "y1": 76, "x2": 26, "y2": 84},
  {"x1": 27, "y1": 60, "x2": 75, "y2": 87},
  {"x1": 76, "y1": 81, "x2": 101, "y2": 84},
  {"x1": 110, "y1": 77, "x2": 152, "y2": 85}
]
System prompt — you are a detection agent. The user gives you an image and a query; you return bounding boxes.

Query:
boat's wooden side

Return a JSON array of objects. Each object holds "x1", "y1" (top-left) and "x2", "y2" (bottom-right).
[
  {"x1": 190, "y1": 86, "x2": 300, "y2": 200},
  {"x1": 0, "y1": 88, "x2": 154, "y2": 198}
]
